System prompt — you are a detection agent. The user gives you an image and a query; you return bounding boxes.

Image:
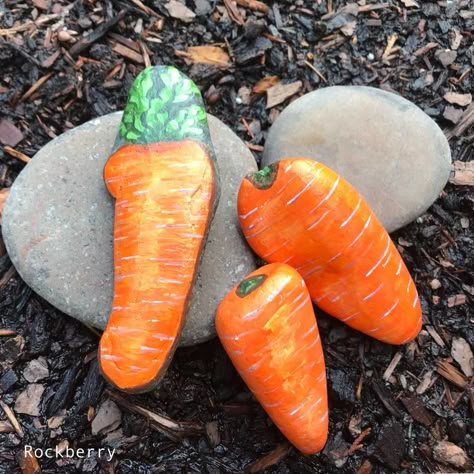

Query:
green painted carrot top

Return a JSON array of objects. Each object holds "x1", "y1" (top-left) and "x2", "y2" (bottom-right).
[{"x1": 114, "y1": 65, "x2": 213, "y2": 152}]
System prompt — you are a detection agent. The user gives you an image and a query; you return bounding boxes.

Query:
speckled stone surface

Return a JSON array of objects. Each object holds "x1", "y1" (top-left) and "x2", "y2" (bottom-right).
[
  {"x1": 262, "y1": 86, "x2": 452, "y2": 232},
  {"x1": 2, "y1": 112, "x2": 257, "y2": 346}
]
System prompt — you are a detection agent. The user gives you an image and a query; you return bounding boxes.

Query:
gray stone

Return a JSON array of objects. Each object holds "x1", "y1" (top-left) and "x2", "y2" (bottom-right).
[
  {"x1": 91, "y1": 399, "x2": 121, "y2": 436},
  {"x1": 2, "y1": 113, "x2": 257, "y2": 346},
  {"x1": 435, "y1": 48, "x2": 457, "y2": 67},
  {"x1": 262, "y1": 86, "x2": 452, "y2": 232}
]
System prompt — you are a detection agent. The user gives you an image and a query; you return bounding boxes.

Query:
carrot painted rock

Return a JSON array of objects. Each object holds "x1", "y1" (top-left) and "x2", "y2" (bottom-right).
[
  {"x1": 238, "y1": 158, "x2": 422, "y2": 345},
  {"x1": 98, "y1": 66, "x2": 218, "y2": 393},
  {"x1": 216, "y1": 263, "x2": 328, "y2": 454}
]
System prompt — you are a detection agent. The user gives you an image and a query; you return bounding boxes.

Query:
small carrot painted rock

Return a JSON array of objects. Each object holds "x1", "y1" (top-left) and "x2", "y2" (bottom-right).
[
  {"x1": 237, "y1": 158, "x2": 422, "y2": 345},
  {"x1": 99, "y1": 66, "x2": 219, "y2": 393},
  {"x1": 216, "y1": 263, "x2": 328, "y2": 454}
]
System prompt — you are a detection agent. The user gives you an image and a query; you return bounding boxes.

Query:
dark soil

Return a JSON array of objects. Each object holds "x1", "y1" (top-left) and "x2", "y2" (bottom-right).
[{"x1": 1, "y1": 1, "x2": 473, "y2": 473}]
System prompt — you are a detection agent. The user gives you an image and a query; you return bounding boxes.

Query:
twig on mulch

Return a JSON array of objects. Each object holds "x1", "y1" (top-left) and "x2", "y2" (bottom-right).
[
  {"x1": 245, "y1": 442, "x2": 292, "y2": 473},
  {"x1": 3, "y1": 146, "x2": 31, "y2": 163},
  {"x1": 69, "y1": 10, "x2": 128, "y2": 56},
  {"x1": 436, "y1": 360, "x2": 468, "y2": 389},
  {"x1": 106, "y1": 390, "x2": 205, "y2": 442},
  {"x1": 0, "y1": 400, "x2": 24, "y2": 437}
]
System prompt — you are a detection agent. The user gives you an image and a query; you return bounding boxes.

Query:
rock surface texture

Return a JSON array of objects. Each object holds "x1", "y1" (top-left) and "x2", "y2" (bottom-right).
[
  {"x1": 262, "y1": 86, "x2": 452, "y2": 232},
  {"x1": 2, "y1": 112, "x2": 257, "y2": 346}
]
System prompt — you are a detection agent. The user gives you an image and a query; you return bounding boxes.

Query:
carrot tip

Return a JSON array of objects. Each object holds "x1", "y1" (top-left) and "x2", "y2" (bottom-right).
[
  {"x1": 246, "y1": 163, "x2": 279, "y2": 189},
  {"x1": 236, "y1": 274, "x2": 267, "y2": 297}
]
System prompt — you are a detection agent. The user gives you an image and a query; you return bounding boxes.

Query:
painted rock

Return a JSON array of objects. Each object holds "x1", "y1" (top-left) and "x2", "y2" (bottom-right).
[
  {"x1": 262, "y1": 86, "x2": 452, "y2": 232},
  {"x1": 2, "y1": 112, "x2": 257, "y2": 346}
]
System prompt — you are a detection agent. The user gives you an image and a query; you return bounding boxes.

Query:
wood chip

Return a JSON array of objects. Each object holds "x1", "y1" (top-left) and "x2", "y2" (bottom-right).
[
  {"x1": 400, "y1": 393, "x2": 434, "y2": 426},
  {"x1": 112, "y1": 43, "x2": 144, "y2": 63},
  {"x1": 436, "y1": 360, "x2": 468, "y2": 389},
  {"x1": 443, "y1": 105, "x2": 464, "y2": 124},
  {"x1": 0, "y1": 399, "x2": 24, "y2": 437},
  {"x1": 416, "y1": 370, "x2": 435, "y2": 394},
  {"x1": 3, "y1": 146, "x2": 31, "y2": 163},
  {"x1": 433, "y1": 441, "x2": 473, "y2": 470},
  {"x1": 444, "y1": 92, "x2": 472, "y2": 107},
  {"x1": 400, "y1": 0, "x2": 419, "y2": 7},
  {"x1": 247, "y1": 442, "x2": 292, "y2": 473},
  {"x1": 447, "y1": 294, "x2": 467, "y2": 307},
  {"x1": 449, "y1": 160, "x2": 474, "y2": 186},
  {"x1": 383, "y1": 351, "x2": 403, "y2": 381},
  {"x1": 425, "y1": 325, "x2": 445, "y2": 347},
  {"x1": 223, "y1": 0, "x2": 245, "y2": 25},
  {"x1": 0, "y1": 188, "x2": 10, "y2": 225},
  {"x1": 176, "y1": 45, "x2": 230, "y2": 67},
  {"x1": 164, "y1": 0, "x2": 196, "y2": 23},
  {"x1": 382, "y1": 33, "x2": 399, "y2": 64},
  {"x1": 413, "y1": 42, "x2": 438, "y2": 57},
  {"x1": 266, "y1": 81, "x2": 302, "y2": 108},
  {"x1": 451, "y1": 337, "x2": 473, "y2": 377},
  {"x1": 20, "y1": 72, "x2": 53, "y2": 101},
  {"x1": 41, "y1": 49, "x2": 60, "y2": 68},
  {"x1": 0, "y1": 119, "x2": 23, "y2": 147},
  {"x1": 236, "y1": 0, "x2": 269, "y2": 13},
  {"x1": 0, "y1": 420, "x2": 14, "y2": 433},
  {"x1": 0, "y1": 329, "x2": 17, "y2": 336},
  {"x1": 356, "y1": 460, "x2": 373, "y2": 474},
  {"x1": 253, "y1": 75, "x2": 280, "y2": 94}
]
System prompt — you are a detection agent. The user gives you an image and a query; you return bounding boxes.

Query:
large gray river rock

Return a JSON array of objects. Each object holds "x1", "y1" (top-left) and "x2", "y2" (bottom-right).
[
  {"x1": 262, "y1": 86, "x2": 452, "y2": 232},
  {"x1": 2, "y1": 112, "x2": 257, "y2": 346}
]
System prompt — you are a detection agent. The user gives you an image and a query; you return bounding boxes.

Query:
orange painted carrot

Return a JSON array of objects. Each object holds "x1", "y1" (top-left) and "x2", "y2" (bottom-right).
[
  {"x1": 98, "y1": 67, "x2": 218, "y2": 393},
  {"x1": 216, "y1": 263, "x2": 328, "y2": 454},
  {"x1": 238, "y1": 159, "x2": 422, "y2": 345}
]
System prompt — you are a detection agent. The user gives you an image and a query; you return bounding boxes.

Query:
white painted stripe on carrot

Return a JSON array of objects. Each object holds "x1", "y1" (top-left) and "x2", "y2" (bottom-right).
[
  {"x1": 349, "y1": 215, "x2": 372, "y2": 248},
  {"x1": 412, "y1": 294, "x2": 419, "y2": 307},
  {"x1": 242, "y1": 358, "x2": 265, "y2": 373},
  {"x1": 289, "y1": 393, "x2": 314, "y2": 416},
  {"x1": 407, "y1": 280, "x2": 412, "y2": 293},
  {"x1": 309, "y1": 176, "x2": 341, "y2": 214},
  {"x1": 381, "y1": 298, "x2": 400, "y2": 318},
  {"x1": 239, "y1": 206, "x2": 259, "y2": 219},
  {"x1": 340, "y1": 197, "x2": 362, "y2": 227},
  {"x1": 140, "y1": 345, "x2": 162, "y2": 352},
  {"x1": 365, "y1": 236, "x2": 391, "y2": 277},
  {"x1": 363, "y1": 281, "x2": 385, "y2": 301},
  {"x1": 320, "y1": 411, "x2": 328, "y2": 422},
  {"x1": 151, "y1": 333, "x2": 175, "y2": 340},
  {"x1": 101, "y1": 354, "x2": 123, "y2": 361},
  {"x1": 286, "y1": 172, "x2": 320, "y2": 205},
  {"x1": 263, "y1": 400, "x2": 281, "y2": 408},
  {"x1": 328, "y1": 295, "x2": 340, "y2": 302},
  {"x1": 114, "y1": 236, "x2": 129, "y2": 241},
  {"x1": 327, "y1": 251, "x2": 342, "y2": 263},
  {"x1": 302, "y1": 324, "x2": 317, "y2": 339},
  {"x1": 395, "y1": 261, "x2": 402, "y2": 275},
  {"x1": 382, "y1": 251, "x2": 392, "y2": 268},
  {"x1": 132, "y1": 190, "x2": 149, "y2": 195},
  {"x1": 307, "y1": 209, "x2": 331, "y2": 230},
  {"x1": 341, "y1": 312, "x2": 360, "y2": 322},
  {"x1": 261, "y1": 240, "x2": 290, "y2": 259},
  {"x1": 316, "y1": 372, "x2": 326, "y2": 383},
  {"x1": 369, "y1": 325, "x2": 382, "y2": 333}
]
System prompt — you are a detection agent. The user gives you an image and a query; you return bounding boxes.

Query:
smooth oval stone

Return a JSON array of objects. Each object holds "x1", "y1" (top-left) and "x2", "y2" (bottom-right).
[
  {"x1": 262, "y1": 86, "x2": 452, "y2": 232},
  {"x1": 2, "y1": 112, "x2": 257, "y2": 346}
]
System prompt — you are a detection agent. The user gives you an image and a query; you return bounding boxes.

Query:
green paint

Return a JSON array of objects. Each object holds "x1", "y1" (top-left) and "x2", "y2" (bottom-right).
[
  {"x1": 236, "y1": 275, "x2": 267, "y2": 298},
  {"x1": 247, "y1": 163, "x2": 278, "y2": 189},
  {"x1": 114, "y1": 66, "x2": 212, "y2": 151}
]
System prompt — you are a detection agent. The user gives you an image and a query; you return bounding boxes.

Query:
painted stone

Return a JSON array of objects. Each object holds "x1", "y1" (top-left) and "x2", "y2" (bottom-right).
[{"x1": 2, "y1": 112, "x2": 257, "y2": 347}]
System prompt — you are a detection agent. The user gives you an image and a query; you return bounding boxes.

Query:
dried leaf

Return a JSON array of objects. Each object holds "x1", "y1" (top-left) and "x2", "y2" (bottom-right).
[
  {"x1": 253, "y1": 75, "x2": 280, "y2": 94},
  {"x1": 176, "y1": 46, "x2": 230, "y2": 67},
  {"x1": 266, "y1": 81, "x2": 302, "y2": 109},
  {"x1": 449, "y1": 161, "x2": 474, "y2": 186},
  {"x1": 444, "y1": 92, "x2": 472, "y2": 107},
  {"x1": 443, "y1": 105, "x2": 464, "y2": 124},
  {"x1": 400, "y1": 0, "x2": 419, "y2": 7},
  {"x1": 451, "y1": 337, "x2": 473, "y2": 377},
  {"x1": 0, "y1": 188, "x2": 10, "y2": 225},
  {"x1": 400, "y1": 394, "x2": 434, "y2": 426}
]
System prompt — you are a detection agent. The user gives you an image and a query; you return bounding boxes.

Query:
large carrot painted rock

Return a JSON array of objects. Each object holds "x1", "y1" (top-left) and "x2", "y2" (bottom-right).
[
  {"x1": 216, "y1": 263, "x2": 328, "y2": 454},
  {"x1": 98, "y1": 66, "x2": 218, "y2": 393},
  {"x1": 238, "y1": 158, "x2": 422, "y2": 345}
]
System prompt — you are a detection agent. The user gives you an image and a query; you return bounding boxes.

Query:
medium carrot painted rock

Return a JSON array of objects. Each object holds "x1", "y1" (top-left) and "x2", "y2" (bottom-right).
[
  {"x1": 216, "y1": 263, "x2": 328, "y2": 454},
  {"x1": 98, "y1": 66, "x2": 218, "y2": 393},
  {"x1": 237, "y1": 158, "x2": 422, "y2": 345}
]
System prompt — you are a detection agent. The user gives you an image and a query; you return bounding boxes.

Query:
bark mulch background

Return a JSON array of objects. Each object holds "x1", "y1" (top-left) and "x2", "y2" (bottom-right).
[{"x1": 0, "y1": 0, "x2": 473, "y2": 473}]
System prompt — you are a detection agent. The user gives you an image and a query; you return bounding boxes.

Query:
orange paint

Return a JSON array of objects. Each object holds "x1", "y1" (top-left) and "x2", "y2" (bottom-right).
[
  {"x1": 238, "y1": 158, "x2": 422, "y2": 345},
  {"x1": 216, "y1": 263, "x2": 328, "y2": 454},
  {"x1": 99, "y1": 139, "x2": 217, "y2": 393}
]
